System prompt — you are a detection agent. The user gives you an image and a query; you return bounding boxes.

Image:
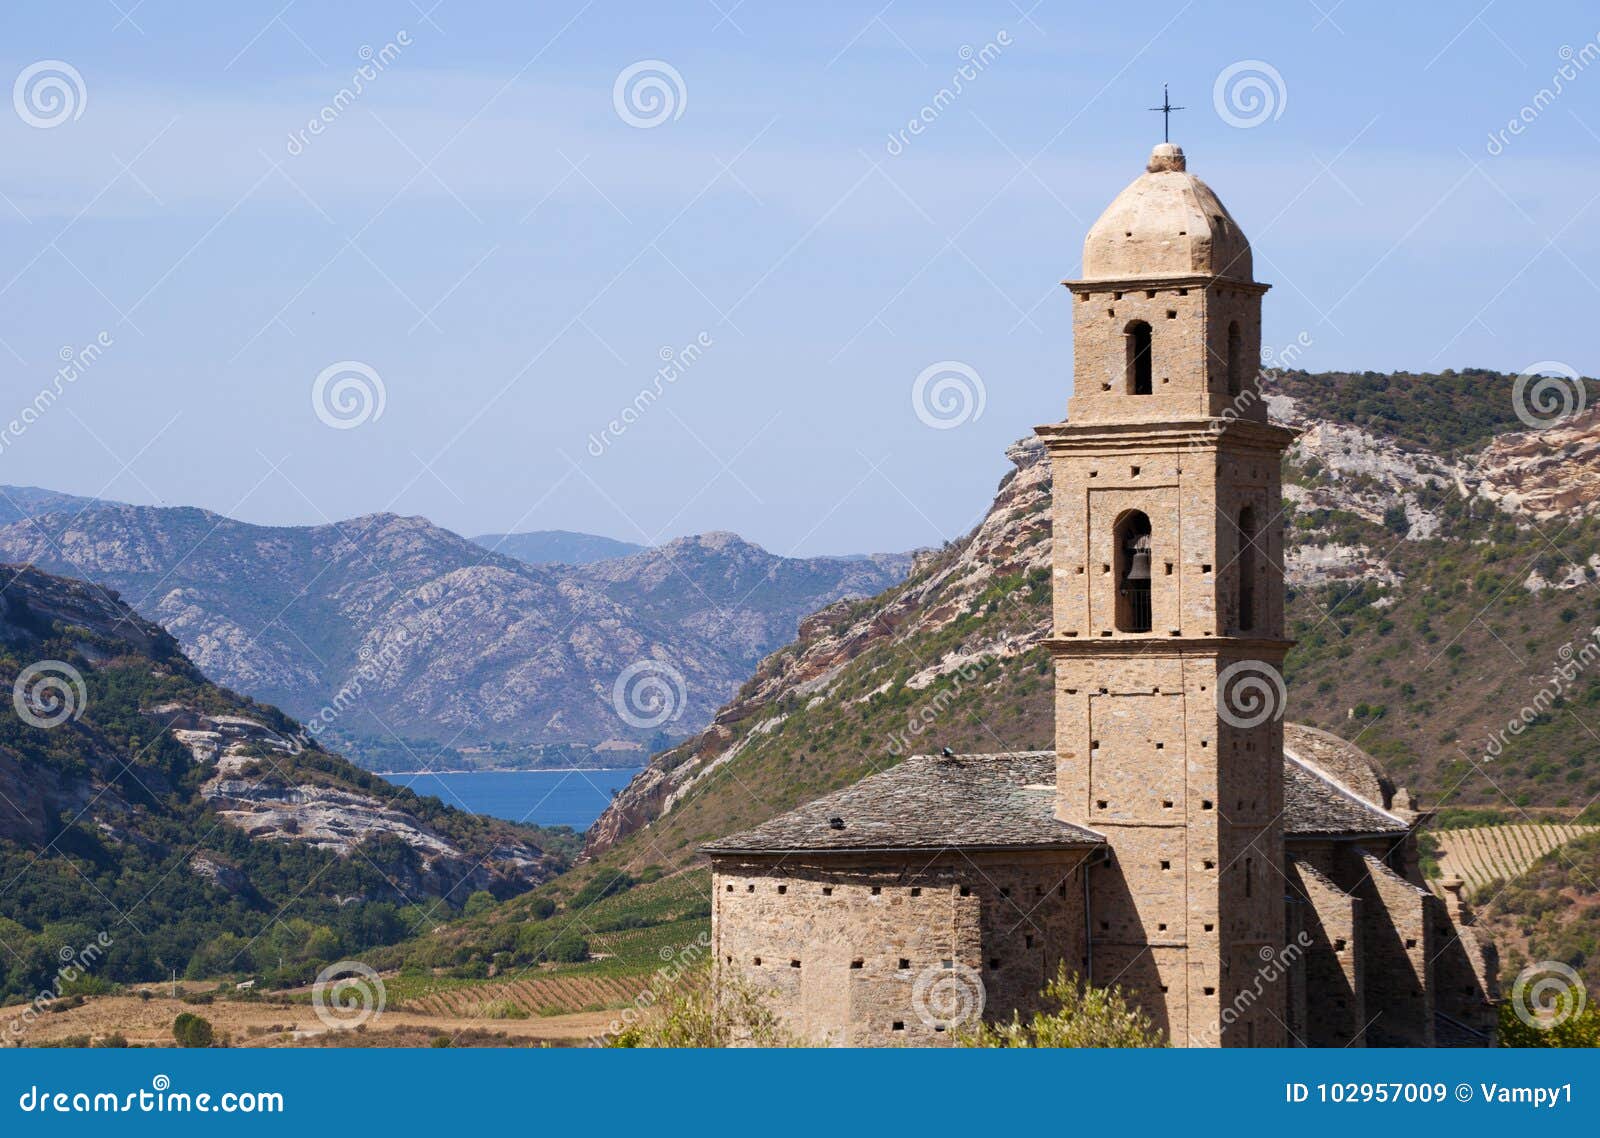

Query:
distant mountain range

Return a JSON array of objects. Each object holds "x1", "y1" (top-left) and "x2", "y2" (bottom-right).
[
  {"x1": 472, "y1": 530, "x2": 645, "y2": 565},
  {"x1": 0, "y1": 499, "x2": 912, "y2": 769}
]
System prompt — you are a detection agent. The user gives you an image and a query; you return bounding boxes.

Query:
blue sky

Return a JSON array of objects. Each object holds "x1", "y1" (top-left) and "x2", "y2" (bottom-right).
[{"x1": 1, "y1": 1, "x2": 1596, "y2": 555}]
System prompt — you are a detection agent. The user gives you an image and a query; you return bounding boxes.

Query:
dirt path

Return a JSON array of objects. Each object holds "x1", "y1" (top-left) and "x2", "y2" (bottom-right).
[{"x1": 6, "y1": 992, "x2": 618, "y2": 1048}]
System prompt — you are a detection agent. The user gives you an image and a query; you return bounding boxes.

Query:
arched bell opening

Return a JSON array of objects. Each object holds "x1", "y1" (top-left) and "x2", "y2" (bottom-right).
[{"x1": 1114, "y1": 510, "x2": 1153, "y2": 633}]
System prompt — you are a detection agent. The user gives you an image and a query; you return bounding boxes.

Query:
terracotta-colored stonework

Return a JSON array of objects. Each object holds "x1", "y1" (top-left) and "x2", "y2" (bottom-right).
[{"x1": 703, "y1": 143, "x2": 1497, "y2": 1048}]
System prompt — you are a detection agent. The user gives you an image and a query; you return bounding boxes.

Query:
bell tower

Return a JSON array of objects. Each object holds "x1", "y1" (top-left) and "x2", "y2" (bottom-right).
[{"x1": 1038, "y1": 141, "x2": 1295, "y2": 1046}]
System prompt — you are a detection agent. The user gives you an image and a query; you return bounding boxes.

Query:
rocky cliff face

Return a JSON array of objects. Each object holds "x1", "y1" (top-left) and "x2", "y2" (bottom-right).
[
  {"x1": 583, "y1": 368, "x2": 1600, "y2": 861},
  {"x1": 0, "y1": 563, "x2": 563, "y2": 903},
  {"x1": 1273, "y1": 385, "x2": 1600, "y2": 589},
  {"x1": 0, "y1": 508, "x2": 909, "y2": 760}
]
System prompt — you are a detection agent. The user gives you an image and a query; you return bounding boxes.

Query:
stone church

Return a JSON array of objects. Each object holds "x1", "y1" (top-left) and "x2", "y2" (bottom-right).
[{"x1": 703, "y1": 141, "x2": 1497, "y2": 1047}]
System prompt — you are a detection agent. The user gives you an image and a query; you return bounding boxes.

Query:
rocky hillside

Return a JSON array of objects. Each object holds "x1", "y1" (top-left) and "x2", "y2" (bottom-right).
[
  {"x1": 584, "y1": 368, "x2": 1600, "y2": 866},
  {"x1": 0, "y1": 563, "x2": 573, "y2": 998},
  {"x1": 0, "y1": 507, "x2": 909, "y2": 765},
  {"x1": 585, "y1": 533, "x2": 912, "y2": 676},
  {"x1": 1477, "y1": 829, "x2": 1600, "y2": 998}
]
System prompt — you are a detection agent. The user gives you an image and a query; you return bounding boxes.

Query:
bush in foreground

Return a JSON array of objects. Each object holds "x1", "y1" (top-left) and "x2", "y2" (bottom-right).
[
  {"x1": 1497, "y1": 996, "x2": 1600, "y2": 1048},
  {"x1": 960, "y1": 964, "x2": 1164, "y2": 1048},
  {"x1": 607, "y1": 967, "x2": 790, "y2": 1048}
]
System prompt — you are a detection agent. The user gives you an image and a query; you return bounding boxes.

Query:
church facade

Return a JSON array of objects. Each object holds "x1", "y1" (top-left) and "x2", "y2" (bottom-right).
[{"x1": 703, "y1": 142, "x2": 1497, "y2": 1047}]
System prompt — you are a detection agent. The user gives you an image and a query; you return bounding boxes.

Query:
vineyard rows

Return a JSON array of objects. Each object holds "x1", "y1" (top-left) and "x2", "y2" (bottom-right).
[
  {"x1": 1431, "y1": 824, "x2": 1598, "y2": 892},
  {"x1": 401, "y1": 973, "x2": 649, "y2": 1019}
]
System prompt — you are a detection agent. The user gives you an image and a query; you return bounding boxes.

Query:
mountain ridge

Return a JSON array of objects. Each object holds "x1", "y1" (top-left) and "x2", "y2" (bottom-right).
[{"x1": 0, "y1": 504, "x2": 912, "y2": 767}]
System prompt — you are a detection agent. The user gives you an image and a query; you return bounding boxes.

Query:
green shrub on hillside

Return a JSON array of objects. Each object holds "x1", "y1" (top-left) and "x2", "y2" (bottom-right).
[{"x1": 172, "y1": 1012, "x2": 215, "y2": 1048}]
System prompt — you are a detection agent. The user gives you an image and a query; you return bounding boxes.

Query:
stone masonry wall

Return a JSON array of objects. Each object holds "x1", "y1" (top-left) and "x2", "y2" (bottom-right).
[
  {"x1": 1046, "y1": 428, "x2": 1288, "y2": 646},
  {"x1": 1064, "y1": 280, "x2": 1267, "y2": 427},
  {"x1": 1287, "y1": 851, "x2": 1365, "y2": 1046},
  {"x1": 1054, "y1": 645, "x2": 1287, "y2": 1046},
  {"x1": 711, "y1": 851, "x2": 1093, "y2": 1047},
  {"x1": 1354, "y1": 850, "x2": 1435, "y2": 1046}
]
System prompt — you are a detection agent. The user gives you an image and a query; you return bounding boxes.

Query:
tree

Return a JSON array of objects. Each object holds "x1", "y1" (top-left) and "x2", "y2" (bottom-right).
[
  {"x1": 172, "y1": 1012, "x2": 215, "y2": 1048},
  {"x1": 462, "y1": 891, "x2": 497, "y2": 918},
  {"x1": 959, "y1": 964, "x2": 1165, "y2": 1048},
  {"x1": 541, "y1": 934, "x2": 589, "y2": 964}
]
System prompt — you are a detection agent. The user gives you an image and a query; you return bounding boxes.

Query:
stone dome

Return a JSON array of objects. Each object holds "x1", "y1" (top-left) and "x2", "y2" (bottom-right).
[
  {"x1": 1081, "y1": 143, "x2": 1253, "y2": 281},
  {"x1": 1283, "y1": 722, "x2": 1396, "y2": 811}
]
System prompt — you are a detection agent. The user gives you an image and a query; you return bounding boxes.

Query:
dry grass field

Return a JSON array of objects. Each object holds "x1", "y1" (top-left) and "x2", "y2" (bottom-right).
[{"x1": 5, "y1": 989, "x2": 619, "y2": 1049}]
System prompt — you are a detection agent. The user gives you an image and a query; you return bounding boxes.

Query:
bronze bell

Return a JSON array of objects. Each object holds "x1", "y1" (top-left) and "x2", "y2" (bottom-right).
[{"x1": 1124, "y1": 535, "x2": 1152, "y2": 581}]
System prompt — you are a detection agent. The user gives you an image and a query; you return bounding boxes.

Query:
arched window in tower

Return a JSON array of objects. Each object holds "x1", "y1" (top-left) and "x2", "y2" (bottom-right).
[
  {"x1": 1226, "y1": 321, "x2": 1243, "y2": 398},
  {"x1": 1124, "y1": 321, "x2": 1153, "y2": 396},
  {"x1": 1237, "y1": 506, "x2": 1258, "y2": 633},
  {"x1": 1114, "y1": 510, "x2": 1153, "y2": 633}
]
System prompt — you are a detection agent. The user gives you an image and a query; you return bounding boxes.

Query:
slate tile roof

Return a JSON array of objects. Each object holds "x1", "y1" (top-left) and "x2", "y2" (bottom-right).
[
  {"x1": 701, "y1": 751, "x2": 1098, "y2": 855},
  {"x1": 702, "y1": 748, "x2": 1409, "y2": 856},
  {"x1": 1282, "y1": 754, "x2": 1410, "y2": 837}
]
